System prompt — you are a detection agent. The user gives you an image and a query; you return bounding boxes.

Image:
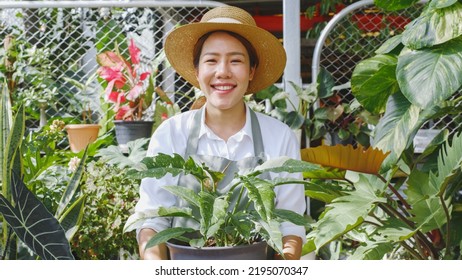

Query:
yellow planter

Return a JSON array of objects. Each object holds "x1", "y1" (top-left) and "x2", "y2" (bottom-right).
[{"x1": 65, "y1": 124, "x2": 100, "y2": 153}]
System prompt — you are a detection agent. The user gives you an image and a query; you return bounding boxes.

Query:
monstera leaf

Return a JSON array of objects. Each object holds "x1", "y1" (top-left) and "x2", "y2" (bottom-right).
[{"x1": 0, "y1": 172, "x2": 74, "y2": 260}]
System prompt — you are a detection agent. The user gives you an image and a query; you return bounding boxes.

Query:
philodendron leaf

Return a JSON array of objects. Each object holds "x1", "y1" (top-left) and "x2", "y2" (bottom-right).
[
  {"x1": 378, "y1": 216, "x2": 416, "y2": 242},
  {"x1": 273, "y1": 208, "x2": 308, "y2": 227},
  {"x1": 402, "y1": 2, "x2": 462, "y2": 49},
  {"x1": 96, "y1": 137, "x2": 149, "y2": 169},
  {"x1": 124, "y1": 207, "x2": 194, "y2": 233},
  {"x1": 410, "y1": 197, "x2": 451, "y2": 232},
  {"x1": 373, "y1": 92, "x2": 421, "y2": 156},
  {"x1": 198, "y1": 191, "x2": 215, "y2": 237},
  {"x1": 397, "y1": 38, "x2": 462, "y2": 109},
  {"x1": 429, "y1": 0, "x2": 458, "y2": 9},
  {"x1": 206, "y1": 196, "x2": 229, "y2": 238},
  {"x1": 163, "y1": 185, "x2": 201, "y2": 208},
  {"x1": 242, "y1": 178, "x2": 270, "y2": 222},
  {"x1": 348, "y1": 240, "x2": 394, "y2": 260},
  {"x1": 0, "y1": 172, "x2": 74, "y2": 260},
  {"x1": 376, "y1": 34, "x2": 403, "y2": 55},
  {"x1": 257, "y1": 219, "x2": 283, "y2": 257},
  {"x1": 145, "y1": 227, "x2": 196, "y2": 250},
  {"x1": 375, "y1": 0, "x2": 420, "y2": 11},
  {"x1": 351, "y1": 54, "x2": 399, "y2": 114},
  {"x1": 431, "y1": 132, "x2": 462, "y2": 196},
  {"x1": 304, "y1": 181, "x2": 345, "y2": 203},
  {"x1": 251, "y1": 156, "x2": 325, "y2": 177},
  {"x1": 307, "y1": 174, "x2": 387, "y2": 251}
]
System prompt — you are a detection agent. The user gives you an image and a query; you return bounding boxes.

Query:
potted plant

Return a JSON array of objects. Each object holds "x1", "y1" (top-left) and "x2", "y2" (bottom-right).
[
  {"x1": 298, "y1": 0, "x2": 462, "y2": 260},
  {"x1": 96, "y1": 38, "x2": 154, "y2": 149},
  {"x1": 65, "y1": 106, "x2": 101, "y2": 153},
  {"x1": 124, "y1": 153, "x2": 314, "y2": 260}
]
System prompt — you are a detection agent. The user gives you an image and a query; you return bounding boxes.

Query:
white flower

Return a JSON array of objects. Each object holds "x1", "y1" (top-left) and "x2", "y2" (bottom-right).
[{"x1": 68, "y1": 156, "x2": 81, "y2": 172}]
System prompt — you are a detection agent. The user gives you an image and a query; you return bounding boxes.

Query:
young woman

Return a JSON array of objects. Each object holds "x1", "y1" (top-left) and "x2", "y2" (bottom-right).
[{"x1": 134, "y1": 6, "x2": 306, "y2": 260}]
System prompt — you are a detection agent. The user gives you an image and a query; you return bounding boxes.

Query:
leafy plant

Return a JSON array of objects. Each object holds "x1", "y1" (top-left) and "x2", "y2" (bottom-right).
[
  {"x1": 300, "y1": 0, "x2": 462, "y2": 259},
  {"x1": 0, "y1": 103, "x2": 86, "y2": 260},
  {"x1": 124, "y1": 154, "x2": 316, "y2": 257},
  {"x1": 96, "y1": 38, "x2": 154, "y2": 121},
  {"x1": 300, "y1": 133, "x2": 462, "y2": 260},
  {"x1": 72, "y1": 158, "x2": 140, "y2": 260},
  {"x1": 351, "y1": 0, "x2": 462, "y2": 167}
]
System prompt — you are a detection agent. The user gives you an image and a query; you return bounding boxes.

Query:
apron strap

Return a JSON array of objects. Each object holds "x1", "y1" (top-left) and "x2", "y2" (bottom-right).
[{"x1": 185, "y1": 106, "x2": 265, "y2": 158}]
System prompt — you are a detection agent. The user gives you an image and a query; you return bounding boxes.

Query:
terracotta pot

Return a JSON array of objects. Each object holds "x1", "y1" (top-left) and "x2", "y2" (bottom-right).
[
  {"x1": 65, "y1": 124, "x2": 100, "y2": 153},
  {"x1": 166, "y1": 241, "x2": 269, "y2": 260}
]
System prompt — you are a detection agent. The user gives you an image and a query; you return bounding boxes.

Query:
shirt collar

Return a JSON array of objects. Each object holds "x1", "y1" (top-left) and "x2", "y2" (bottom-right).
[{"x1": 199, "y1": 104, "x2": 253, "y2": 142}]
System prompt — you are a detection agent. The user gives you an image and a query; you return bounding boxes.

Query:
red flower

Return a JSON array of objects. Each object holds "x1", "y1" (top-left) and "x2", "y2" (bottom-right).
[{"x1": 96, "y1": 38, "x2": 153, "y2": 121}]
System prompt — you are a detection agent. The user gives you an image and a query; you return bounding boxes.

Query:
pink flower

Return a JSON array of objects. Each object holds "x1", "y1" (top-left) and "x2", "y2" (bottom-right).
[
  {"x1": 96, "y1": 38, "x2": 153, "y2": 121},
  {"x1": 107, "y1": 91, "x2": 126, "y2": 104},
  {"x1": 128, "y1": 38, "x2": 141, "y2": 65},
  {"x1": 115, "y1": 105, "x2": 132, "y2": 120}
]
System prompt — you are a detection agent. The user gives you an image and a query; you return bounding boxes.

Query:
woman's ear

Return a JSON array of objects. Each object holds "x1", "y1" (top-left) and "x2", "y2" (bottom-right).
[{"x1": 249, "y1": 66, "x2": 256, "y2": 81}]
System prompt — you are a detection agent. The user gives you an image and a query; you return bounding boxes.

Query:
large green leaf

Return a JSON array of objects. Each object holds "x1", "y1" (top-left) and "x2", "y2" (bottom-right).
[
  {"x1": 348, "y1": 240, "x2": 394, "y2": 260},
  {"x1": 0, "y1": 172, "x2": 74, "y2": 260},
  {"x1": 145, "y1": 227, "x2": 196, "y2": 250},
  {"x1": 375, "y1": 34, "x2": 404, "y2": 55},
  {"x1": 163, "y1": 185, "x2": 200, "y2": 209},
  {"x1": 375, "y1": 0, "x2": 420, "y2": 11},
  {"x1": 430, "y1": 132, "x2": 462, "y2": 195},
  {"x1": 410, "y1": 197, "x2": 450, "y2": 232},
  {"x1": 96, "y1": 137, "x2": 149, "y2": 169},
  {"x1": 198, "y1": 191, "x2": 215, "y2": 236},
  {"x1": 129, "y1": 153, "x2": 224, "y2": 184},
  {"x1": 206, "y1": 196, "x2": 229, "y2": 238},
  {"x1": 250, "y1": 157, "x2": 325, "y2": 177},
  {"x1": 378, "y1": 217, "x2": 416, "y2": 242},
  {"x1": 373, "y1": 92, "x2": 421, "y2": 155},
  {"x1": 273, "y1": 208, "x2": 307, "y2": 227},
  {"x1": 307, "y1": 174, "x2": 387, "y2": 251},
  {"x1": 256, "y1": 219, "x2": 283, "y2": 257},
  {"x1": 351, "y1": 54, "x2": 399, "y2": 114},
  {"x1": 397, "y1": 39, "x2": 462, "y2": 109},
  {"x1": 242, "y1": 178, "x2": 271, "y2": 222},
  {"x1": 304, "y1": 181, "x2": 345, "y2": 203},
  {"x1": 405, "y1": 170, "x2": 436, "y2": 205},
  {"x1": 402, "y1": 2, "x2": 462, "y2": 49}
]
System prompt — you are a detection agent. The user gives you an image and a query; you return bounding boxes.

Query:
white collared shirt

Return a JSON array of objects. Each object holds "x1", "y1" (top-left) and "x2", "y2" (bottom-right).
[{"x1": 135, "y1": 104, "x2": 306, "y2": 242}]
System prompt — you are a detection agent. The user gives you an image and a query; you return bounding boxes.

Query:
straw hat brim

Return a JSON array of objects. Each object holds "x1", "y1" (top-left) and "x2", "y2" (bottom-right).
[{"x1": 164, "y1": 22, "x2": 286, "y2": 94}]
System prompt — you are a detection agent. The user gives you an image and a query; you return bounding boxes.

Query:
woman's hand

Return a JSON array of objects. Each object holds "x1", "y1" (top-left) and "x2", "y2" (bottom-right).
[{"x1": 138, "y1": 228, "x2": 168, "y2": 260}]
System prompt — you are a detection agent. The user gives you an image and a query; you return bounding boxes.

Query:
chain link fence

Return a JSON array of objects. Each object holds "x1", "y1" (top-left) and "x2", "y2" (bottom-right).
[
  {"x1": 0, "y1": 1, "x2": 224, "y2": 128},
  {"x1": 1, "y1": 1, "x2": 460, "y2": 144},
  {"x1": 315, "y1": 1, "x2": 461, "y2": 147}
]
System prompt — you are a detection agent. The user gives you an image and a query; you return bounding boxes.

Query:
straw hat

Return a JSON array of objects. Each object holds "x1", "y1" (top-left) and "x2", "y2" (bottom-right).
[{"x1": 164, "y1": 6, "x2": 287, "y2": 94}]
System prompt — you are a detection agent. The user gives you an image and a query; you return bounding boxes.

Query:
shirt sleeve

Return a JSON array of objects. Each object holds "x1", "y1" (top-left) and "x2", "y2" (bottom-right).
[{"x1": 273, "y1": 128, "x2": 307, "y2": 243}]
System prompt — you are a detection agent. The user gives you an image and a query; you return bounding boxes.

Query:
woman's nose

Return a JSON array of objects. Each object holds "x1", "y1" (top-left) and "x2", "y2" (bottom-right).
[{"x1": 215, "y1": 61, "x2": 232, "y2": 78}]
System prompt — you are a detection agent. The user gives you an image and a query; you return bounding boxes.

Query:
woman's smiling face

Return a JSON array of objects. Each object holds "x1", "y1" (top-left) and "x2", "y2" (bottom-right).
[{"x1": 195, "y1": 31, "x2": 255, "y2": 112}]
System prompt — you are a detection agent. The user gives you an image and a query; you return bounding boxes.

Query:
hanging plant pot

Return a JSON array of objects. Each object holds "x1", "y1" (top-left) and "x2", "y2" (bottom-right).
[
  {"x1": 65, "y1": 124, "x2": 100, "y2": 153},
  {"x1": 166, "y1": 241, "x2": 269, "y2": 260},
  {"x1": 114, "y1": 120, "x2": 154, "y2": 149}
]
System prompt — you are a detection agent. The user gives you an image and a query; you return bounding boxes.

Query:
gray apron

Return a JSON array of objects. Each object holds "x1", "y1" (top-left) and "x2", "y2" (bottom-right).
[{"x1": 171, "y1": 107, "x2": 268, "y2": 230}]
